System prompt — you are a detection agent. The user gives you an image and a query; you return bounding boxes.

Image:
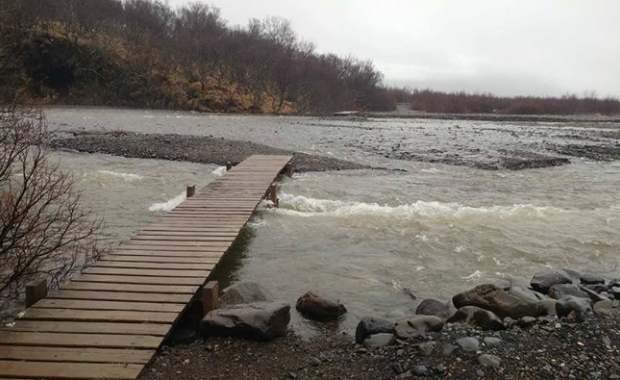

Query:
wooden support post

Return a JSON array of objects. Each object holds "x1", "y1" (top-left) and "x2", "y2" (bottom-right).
[
  {"x1": 285, "y1": 162, "x2": 294, "y2": 177},
  {"x1": 268, "y1": 183, "x2": 279, "y2": 207},
  {"x1": 202, "y1": 281, "x2": 219, "y2": 316},
  {"x1": 226, "y1": 162, "x2": 233, "y2": 171},
  {"x1": 186, "y1": 185, "x2": 196, "y2": 198},
  {"x1": 25, "y1": 279, "x2": 47, "y2": 308}
]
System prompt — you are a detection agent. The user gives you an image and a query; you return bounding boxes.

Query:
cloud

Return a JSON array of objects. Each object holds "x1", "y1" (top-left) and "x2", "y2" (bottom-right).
[{"x1": 168, "y1": 0, "x2": 620, "y2": 97}]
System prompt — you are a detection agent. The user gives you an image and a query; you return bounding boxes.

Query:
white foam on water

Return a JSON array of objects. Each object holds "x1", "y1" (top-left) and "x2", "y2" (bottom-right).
[
  {"x1": 148, "y1": 192, "x2": 186, "y2": 212},
  {"x1": 461, "y1": 270, "x2": 482, "y2": 280},
  {"x1": 275, "y1": 193, "x2": 567, "y2": 221},
  {"x1": 420, "y1": 168, "x2": 441, "y2": 173},
  {"x1": 96, "y1": 170, "x2": 144, "y2": 182},
  {"x1": 211, "y1": 166, "x2": 227, "y2": 177}
]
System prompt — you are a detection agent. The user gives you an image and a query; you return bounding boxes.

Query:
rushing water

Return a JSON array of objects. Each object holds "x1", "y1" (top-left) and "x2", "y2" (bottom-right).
[{"x1": 43, "y1": 107, "x2": 620, "y2": 332}]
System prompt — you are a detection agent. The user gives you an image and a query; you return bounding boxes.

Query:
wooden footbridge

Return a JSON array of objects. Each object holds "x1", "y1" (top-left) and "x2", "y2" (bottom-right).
[{"x1": 0, "y1": 155, "x2": 293, "y2": 379}]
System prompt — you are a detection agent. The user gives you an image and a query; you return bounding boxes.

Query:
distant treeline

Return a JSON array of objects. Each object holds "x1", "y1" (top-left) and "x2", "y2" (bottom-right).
[
  {"x1": 0, "y1": 0, "x2": 394, "y2": 114},
  {"x1": 387, "y1": 88, "x2": 620, "y2": 116}
]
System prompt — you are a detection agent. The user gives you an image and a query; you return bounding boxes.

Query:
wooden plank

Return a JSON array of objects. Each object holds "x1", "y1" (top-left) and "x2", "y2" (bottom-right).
[
  {"x1": 61, "y1": 281, "x2": 197, "y2": 294},
  {"x1": 136, "y1": 231, "x2": 239, "y2": 237},
  {"x1": 2, "y1": 321, "x2": 170, "y2": 336},
  {"x1": 74, "y1": 274, "x2": 205, "y2": 286},
  {"x1": 82, "y1": 267, "x2": 210, "y2": 278},
  {"x1": 0, "y1": 360, "x2": 143, "y2": 379},
  {"x1": 92, "y1": 260, "x2": 215, "y2": 270},
  {"x1": 131, "y1": 235, "x2": 235, "y2": 242},
  {"x1": 0, "y1": 346, "x2": 153, "y2": 364},
  {"x1": 47, "y1": 290, "x2": 189, "y2": 304},
  {"x1": 32, "y1": 299, "x2": 185, "y2": 313},
  {"x1": 120, "y1": 245, "x2": 230, "y2": 252},
  {"x1": 0, "y1": 331, "x2": 162, "y2": 349},
  {"x1": 100, "y1": 255, "x2": 218, "y2": 264},
  {"x1": 123, "y1": 241, "x2": 232, "y2": 247},
  {"x1": 19, "y1": 308, "x2": 177, "y2": 324},
  {"x1": 112, "y1": 249, "x2": 225, "y2": 256}
]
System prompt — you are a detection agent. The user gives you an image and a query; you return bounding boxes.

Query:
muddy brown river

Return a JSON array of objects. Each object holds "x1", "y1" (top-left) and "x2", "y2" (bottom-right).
[{"x1": 41, "y1": 107, "x2": 620, "y2": 332}]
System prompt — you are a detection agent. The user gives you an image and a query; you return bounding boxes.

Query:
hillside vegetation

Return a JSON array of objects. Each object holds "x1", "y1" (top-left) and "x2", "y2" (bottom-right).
[{"x1": 0, "y1": 0, "x2": 394, "y2": 114}]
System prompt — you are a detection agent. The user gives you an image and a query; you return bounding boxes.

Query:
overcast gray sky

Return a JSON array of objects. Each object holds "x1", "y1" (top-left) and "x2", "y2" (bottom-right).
[{"x1": 168, "y1": 0, "x2": 620, "y2": 97}]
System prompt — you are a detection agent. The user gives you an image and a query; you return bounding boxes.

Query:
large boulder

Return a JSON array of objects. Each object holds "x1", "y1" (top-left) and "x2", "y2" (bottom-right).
[
  {"x1": 219, "y1": 281, "x2": 274, "y2": 306},
  {"x1": 447, "y1": 306, "x2": 504, "y2": 331},
  {"x1": 415, "y1": 299, "x2": 455, "y2": 319},
  {"x1": 296, "y1": 292, "x2": 346, "y2": 321},
  {"x1": 355, "y1": 316, "x2": 394, "y2": 344},
  {"x1": 506, "y1": 286, "x2": 546, "y2": 303},
  {"x1": 530, "y1": 270, "x2": 573, "y2": 294},
  {"x1": 548, "y1": 284, "x2": 590, "y2": 300},
  {"x1": 394, "y1": 315, "x2": 444, "y2": 339},
  {"x1": 453, "y1": 284, "x2": 543, "y2": 319},
  {"x1": 556, "y1": 296, "x2": 592, "y2": 322},
  {"x1": 201, "y1": 301, "x2": 290, "y2": 341},
  {"x1": 580, "y1": 274, "x2": 605, "y2": 285}
]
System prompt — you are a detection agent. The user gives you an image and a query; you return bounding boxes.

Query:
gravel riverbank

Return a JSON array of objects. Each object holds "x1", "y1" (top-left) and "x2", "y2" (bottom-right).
[
  {"x1": 49, "y1": 131, "x2": 371, "y2": 172},
  {"x1": 140, "y1": 269, "x2": 620, "y2": 380}
]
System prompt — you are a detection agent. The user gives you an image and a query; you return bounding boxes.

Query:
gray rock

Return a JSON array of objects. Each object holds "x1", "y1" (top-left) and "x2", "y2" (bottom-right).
[
  {"x1": 415, "y1": 298, "x2": 455, "y2": 319},
  {"x1": 394, "y1": 315, "x2": 444, "y2": 339},
  {"x1": 447, "y1": 306, "x2": 505, "y2": 331},
  {"x1": 478, "y1": 354, "x2": 501, "y2": 368},
  {"x1": 506, "y1": 286, "x2": 546, "y2": 302},
  {"x1": 219, "y1": 281, "x2": 274, "y2": 306},
  {"x1": 201, "y1": 301, "x2": 290, "y2": 341},
  {"x1": 456, "y1": 337, "x2": 479, "y2": 352},
  {"x1": 556, "y1": 296, "x2": 592, "y2": 321},
  {"x1": 453, "y1": 284, "x2": 543, "y2": 319},
  {"x1": 295, "y1": 292, "x2": 346, "y2": 321},
  {"x1": 531, "y1": 270, "x2": 573, "y2": 293},
  {"x1": 580, "y1": 273, "x2": 605, "y2": 285},
  {"x1": 562, "y1": 268, "x2": 582, "y2": 282},
  {"x1": 417, "y1": 341, "x2": 437, "y2": 356},
  {"x1": 362, "y1": 333, "x2": 396, "y2": 349},
  {"x1": 578, "y1": 284, "x2": 610, "y2": 303},
  {"x1": 413, "y1": 365, "x2": 428, "y2": 376},
  {"x1": 593, "y1": 299, "x2": 613, "y2": 316},
  {"x1": 585, "y1": 284, "x2": 608, "y2": 294},
  {"x1": 483, "y1": 337, "x2": 502, "y2": 347},
  {"x1": 355, "y1": 316, "x2": 395, "y2": 344},
  {"x1": 548, "y1": 284, "x2": 590, "y2": 300},
  {"x1": 538, "y1": 299, "x2": 557, "y2": 316},
  {"x1": 519, "y1": 316, "x2": 537, "y2": 327},
  {"x1": 442, "y1": 343, "x2": 456, "y2": 356}
]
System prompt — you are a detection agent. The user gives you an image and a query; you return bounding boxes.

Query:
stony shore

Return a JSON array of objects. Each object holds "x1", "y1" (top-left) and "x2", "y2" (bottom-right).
[
  {"x1": 140, "y1": 269, "x2": 620, "y2": 379},
  {"x1": 48, "y1": 131, "x2": 370, "y2": 172}
]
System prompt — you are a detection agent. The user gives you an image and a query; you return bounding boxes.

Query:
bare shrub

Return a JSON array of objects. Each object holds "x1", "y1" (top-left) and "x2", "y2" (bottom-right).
[{"x1": 0, "y1": 106, "x2": 102, "y2": 308}]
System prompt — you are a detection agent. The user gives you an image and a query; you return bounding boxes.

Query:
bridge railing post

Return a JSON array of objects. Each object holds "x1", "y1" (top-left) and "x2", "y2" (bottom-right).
[
  {"x1": 186, "y1": 185, "x2": 196, "y2": 198},
  {"x1": 202, "y1": 281, "x2": 219, "y2": 316},
  {"x1": 268, "y1": 183, "x2": 279, "y2": 207},
  {"x1": 25, "y1": 279, "x2": 47, "y2": 307}
]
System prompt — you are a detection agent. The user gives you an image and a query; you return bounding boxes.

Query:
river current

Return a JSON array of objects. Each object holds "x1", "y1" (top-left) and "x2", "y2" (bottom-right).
[{"x1": 43, "y1": 107, "x2": 620, "y2": 331}]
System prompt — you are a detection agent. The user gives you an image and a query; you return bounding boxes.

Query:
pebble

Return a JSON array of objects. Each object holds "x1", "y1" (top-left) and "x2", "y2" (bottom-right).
[
  {"x1": 456, "y1": 337, "x2": 480, "y2": 352},
  {"x1": 483, "y1": 337, "x2": 502, "y2": 347},
  {"x1": 435, "y1": 364, "x2": 446, "y2": 373},
  {"x1": 310, "y1": 357, "x2": 321, "y2": 366},
  {"x1": 478, "y1": 354, "x2": 501, "y2": 368},
  {"x1": 413, "y1": 365, "x2": 428, "y2": 376}
]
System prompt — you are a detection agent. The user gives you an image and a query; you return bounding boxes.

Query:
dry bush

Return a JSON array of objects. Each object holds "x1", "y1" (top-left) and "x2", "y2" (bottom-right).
[{"x1": 0, "y1": 106, "x2": 102, "y2": 308}]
